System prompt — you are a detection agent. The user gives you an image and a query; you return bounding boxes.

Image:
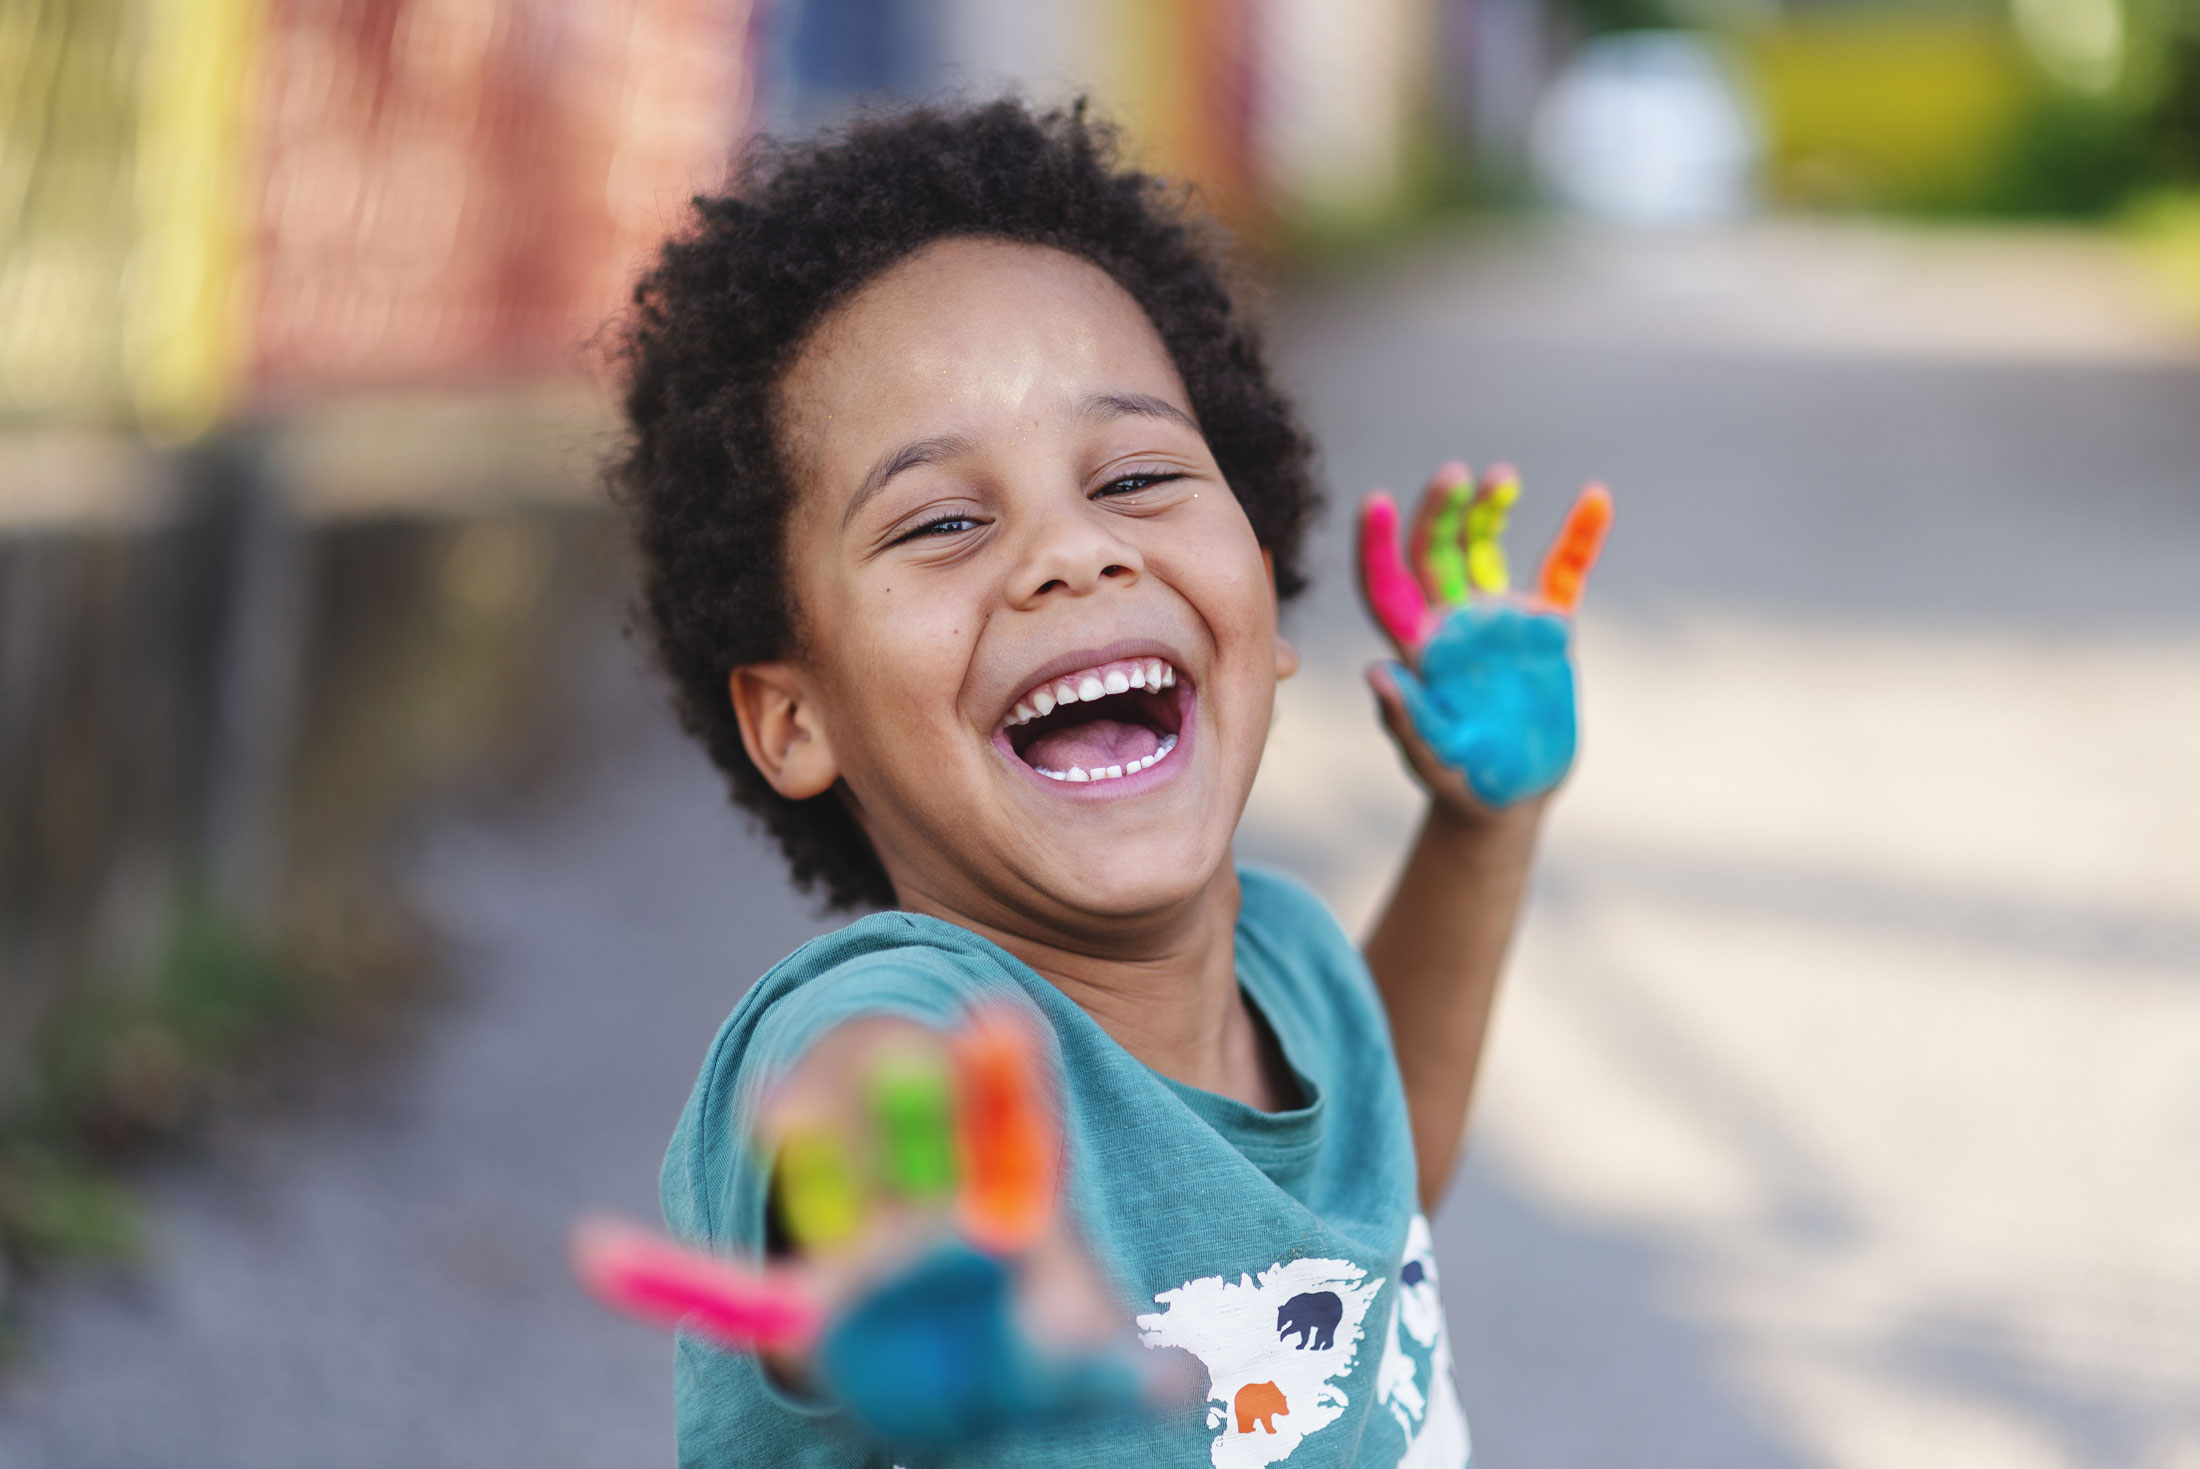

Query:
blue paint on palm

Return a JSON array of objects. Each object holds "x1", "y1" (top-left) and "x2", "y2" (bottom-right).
[
  {"x1": 817, "y1": 1242, "x2": 1143, "y2": 1448},
  {"x1": 1393, "y1": 604, "x2": 1577, "y2": 808}
]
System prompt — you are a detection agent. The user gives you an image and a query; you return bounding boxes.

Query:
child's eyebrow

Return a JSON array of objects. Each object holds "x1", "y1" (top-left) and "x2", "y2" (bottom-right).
[
  {"x1": 1079, "y1": 391, "x2": 1200, "y2": 434},
  {"x1": 843, "y1": 432, "x2": 978, "y2": 528}
]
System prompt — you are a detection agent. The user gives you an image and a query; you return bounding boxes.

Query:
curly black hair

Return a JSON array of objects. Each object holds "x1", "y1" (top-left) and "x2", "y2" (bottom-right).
[{"x1": 611, "y1": 98, "x2": 1320, "y2": 912}]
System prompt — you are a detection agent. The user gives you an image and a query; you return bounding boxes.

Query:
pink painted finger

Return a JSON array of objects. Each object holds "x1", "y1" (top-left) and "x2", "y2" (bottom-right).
[
  {"x1": 1359, "y1": 492, "x2": 1432, "y2": 651},
  {"x1": 571, "y1": 1215, "x2": 821, "y2": 1353},
  {"x1": 1536, "y1": 484, "x2": 1613, "y2": 614}
]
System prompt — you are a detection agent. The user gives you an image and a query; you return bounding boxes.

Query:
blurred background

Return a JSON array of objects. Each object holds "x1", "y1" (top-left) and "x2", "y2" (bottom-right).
[{"x1": 2, "y1": 1, "x2": 2197, "y2": 1465}]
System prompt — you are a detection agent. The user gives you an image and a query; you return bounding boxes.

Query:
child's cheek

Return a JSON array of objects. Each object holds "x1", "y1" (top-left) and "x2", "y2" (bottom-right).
[
  {"x1": 1195, "y1": 513, "x2": 1279, "y2": 655},
  {"x1": 1164, "y1": 507, "x2": 1279, "y2": 752}
]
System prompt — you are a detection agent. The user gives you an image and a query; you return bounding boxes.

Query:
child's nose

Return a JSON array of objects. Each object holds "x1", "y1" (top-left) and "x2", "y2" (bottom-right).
[{"x1": 1008, "y1": 506, "x2": 1143, "y2": 605}]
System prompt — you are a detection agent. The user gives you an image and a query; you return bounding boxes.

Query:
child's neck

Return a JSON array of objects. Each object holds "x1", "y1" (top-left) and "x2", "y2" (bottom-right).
[{"x1": 904, "y1": 868, "x2": 1297, "y2": 1113}]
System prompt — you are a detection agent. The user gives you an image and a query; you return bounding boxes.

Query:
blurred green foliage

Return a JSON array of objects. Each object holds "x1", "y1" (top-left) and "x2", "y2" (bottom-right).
[
  {"x1": 1992, "y1": 3, "x2": 2200, "y2": 214},
  {"x1": 0, "y1": 502, "x2": 606, "y2": 1321},
  {"x1": 1559, "y1": 0, "x2": 2200, "y2": 218},
  {"x1": 1571, "y1": 0, "x2": 1678, "y2": 32},
  {"x1": 0, "y1": 899, "x2": 286, "y2": 1282},
  {"x1": 1995, "y1": 92, "x2": 2165, "y2": 212}
]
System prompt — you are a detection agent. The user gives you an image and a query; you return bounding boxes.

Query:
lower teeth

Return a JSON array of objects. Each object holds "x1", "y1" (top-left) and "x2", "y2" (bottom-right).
[{"x1": 1036, "y1": 732, "x2": 1178, "y2": 784}]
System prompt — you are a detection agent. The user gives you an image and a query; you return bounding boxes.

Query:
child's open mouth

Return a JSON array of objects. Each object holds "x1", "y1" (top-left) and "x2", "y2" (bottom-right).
[{"x1": 997, "y1": 656, "x2": 1187, "y2": 785}]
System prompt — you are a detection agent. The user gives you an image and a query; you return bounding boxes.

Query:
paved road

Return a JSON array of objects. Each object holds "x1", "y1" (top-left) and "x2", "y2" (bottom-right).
[
  {"x1": 1260, "y1": 221, "x2": 2200, "y2": 1469},
  {"x1": 3, "y1": 223, "x2": 2197, "y2": 1467}
]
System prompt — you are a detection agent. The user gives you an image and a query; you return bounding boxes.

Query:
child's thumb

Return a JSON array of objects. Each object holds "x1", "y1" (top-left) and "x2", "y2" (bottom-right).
[{"x1": 1366, "y1": 661, "x2": 1428, "y2": 753}]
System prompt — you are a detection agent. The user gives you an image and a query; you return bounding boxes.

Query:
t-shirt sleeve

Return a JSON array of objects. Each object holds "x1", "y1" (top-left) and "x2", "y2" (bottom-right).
[
  {"x1": 744, "y1": 947, "x2": 987, "y2": 1088},
  {"x1": 664, "y1": 944, "x2": 1022, "y2": 1257}
]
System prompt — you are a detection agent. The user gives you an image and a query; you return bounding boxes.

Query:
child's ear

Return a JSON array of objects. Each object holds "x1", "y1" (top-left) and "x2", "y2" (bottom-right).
[
  {"x1": 1263, "y1": 549, "x2": 1300, "y2": 681},
  {"x1": 730, "y1": 663, "x2": 839, "y2": 800}
]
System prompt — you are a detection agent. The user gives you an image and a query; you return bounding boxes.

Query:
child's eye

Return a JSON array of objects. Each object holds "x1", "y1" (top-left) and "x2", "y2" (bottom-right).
[
  {"x1": 1097, "y1": 471, "x2": 1184, "y2": 497},
  {"x1": 893, "y1": 515, "x2": 981, "y2": 545}
]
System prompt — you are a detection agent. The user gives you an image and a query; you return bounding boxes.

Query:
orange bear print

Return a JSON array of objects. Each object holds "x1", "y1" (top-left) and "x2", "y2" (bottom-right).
[{"x1": 1235, "y1": 1381, "x2": 1289, "y2": 1435}]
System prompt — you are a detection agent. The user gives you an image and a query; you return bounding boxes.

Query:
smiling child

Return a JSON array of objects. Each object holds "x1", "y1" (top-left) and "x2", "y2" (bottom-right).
[{"x1": 614, "y1": 100, "x2": 1606, "y2": 1467}]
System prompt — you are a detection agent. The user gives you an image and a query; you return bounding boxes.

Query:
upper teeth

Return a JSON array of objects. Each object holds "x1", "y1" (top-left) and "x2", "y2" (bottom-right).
[{"x1": 1005, "y1": 657, "x2": 1175, "y2": 727}]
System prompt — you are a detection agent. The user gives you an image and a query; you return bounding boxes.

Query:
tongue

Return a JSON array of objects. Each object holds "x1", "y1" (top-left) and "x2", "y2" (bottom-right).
[{"x1": 1023, "y1": 718, "x2": 1161, "y2": 773}]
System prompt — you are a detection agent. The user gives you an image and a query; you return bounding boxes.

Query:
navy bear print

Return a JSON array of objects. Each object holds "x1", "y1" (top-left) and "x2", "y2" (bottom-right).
[{"x1": 1276, "y1": 1291, "x2": 1343, "y2": 1351}]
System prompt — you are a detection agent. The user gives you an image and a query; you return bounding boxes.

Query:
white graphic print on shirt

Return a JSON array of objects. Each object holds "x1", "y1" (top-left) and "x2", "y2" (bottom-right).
[
  {"x1": 1373, "y1": 1215, "x2": 1471, "y2": 1466},
  {"x1": 1135, "y1": 1256, "x2": 1385, "y2": 1467}
]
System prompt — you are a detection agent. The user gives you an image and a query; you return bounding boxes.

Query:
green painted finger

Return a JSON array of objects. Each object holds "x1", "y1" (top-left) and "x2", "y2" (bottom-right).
[
  {"x1": 870, "y1": 1049, "x2": 957, "y2": 1200},
  {"x1": 1425, "y1": 479, "x2": 1475, "y2": 605},
  {"x1": 1465, "y1": 473, "x2": 1520, "y2": 595},
  {"x1": 776, "y1": 1128, "x2": 865, "y2": 1249}
]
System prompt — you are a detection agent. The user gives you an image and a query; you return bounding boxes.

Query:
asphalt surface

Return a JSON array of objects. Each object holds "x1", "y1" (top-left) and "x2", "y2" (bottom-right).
[{"x1": 3, "y1": 222, "x2": 2196, "y2": 1468}]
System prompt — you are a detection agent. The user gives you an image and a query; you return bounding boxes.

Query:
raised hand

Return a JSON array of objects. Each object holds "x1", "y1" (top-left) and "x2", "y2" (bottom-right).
[
  {"x1": 1358, "y1": 462, "x2": 1612, "y2": 812},
  {"x1": 571, "y1": 1006, "x2": 1151, "y2": 1450}
]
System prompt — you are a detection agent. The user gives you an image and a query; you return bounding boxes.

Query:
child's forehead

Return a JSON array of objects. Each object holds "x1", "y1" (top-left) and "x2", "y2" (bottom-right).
[
  {"x1": 781, "y1": 238, "x2": 1189, "y2": 469},
  {"x1": 838, "y1": 236, "x2": 1140, "y2": 325},
  {"x1": 796, "y1": 241, "x2": 1175, "y2": 401}
]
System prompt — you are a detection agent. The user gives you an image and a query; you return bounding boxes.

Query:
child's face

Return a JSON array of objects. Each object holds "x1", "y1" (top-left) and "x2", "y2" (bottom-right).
[{"x1": 745, "y1": 238, "x2": 1295, "y2": 933}]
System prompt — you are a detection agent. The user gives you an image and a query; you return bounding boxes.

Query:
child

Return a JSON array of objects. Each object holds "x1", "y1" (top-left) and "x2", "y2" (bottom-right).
[{"x1": 611, "y1": 99, "x2": 1607, "y2": 1466}]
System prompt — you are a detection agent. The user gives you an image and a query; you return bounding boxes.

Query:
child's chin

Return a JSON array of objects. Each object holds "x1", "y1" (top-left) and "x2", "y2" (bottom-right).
[{"x1": 1029, "y1": 834, "x2": 1226, "y2": 917}]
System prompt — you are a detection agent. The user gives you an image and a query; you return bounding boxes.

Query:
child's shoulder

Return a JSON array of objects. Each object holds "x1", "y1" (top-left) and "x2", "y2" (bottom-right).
[
  {"x1": 663, "y1": 910, "x2": 1034, "y2": 1245},
  {"x1": 701, "y1": 910, "x2": 1033, "y2": 1096},
  {"x1": 743, "y1": 909, "x2": 1021, "y2": 1031}
]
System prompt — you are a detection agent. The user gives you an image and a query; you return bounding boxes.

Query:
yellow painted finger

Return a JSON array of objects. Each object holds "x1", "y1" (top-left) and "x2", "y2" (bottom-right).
[
  {"x1": 1464, "y1": 467, "x2": 1519, "y2": 596},
  {"x1": 775, "y1": 1128, "x2": 865, "y2": 1250}
]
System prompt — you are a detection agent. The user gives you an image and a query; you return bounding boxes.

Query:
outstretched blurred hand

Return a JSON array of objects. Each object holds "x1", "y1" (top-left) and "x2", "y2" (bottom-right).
[
  {"x1": 1357, "y1": 462, "x2": 1612, "y2": 815},
  {"x1": 573, "y1": 1006, "x2": 1157, "y2": 1451}
]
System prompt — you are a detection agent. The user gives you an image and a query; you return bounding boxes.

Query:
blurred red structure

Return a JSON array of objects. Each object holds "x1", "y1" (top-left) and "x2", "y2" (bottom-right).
[
  {"x1": 6, "y1": 0, "x2": 1459, "y2": 434},
  {"x1": 251, "y1": 0, "x2": 753, "y2": 397}
]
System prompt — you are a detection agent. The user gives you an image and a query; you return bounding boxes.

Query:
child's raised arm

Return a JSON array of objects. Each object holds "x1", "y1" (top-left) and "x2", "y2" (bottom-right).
[{"x1": 1355, "y1": 463, "x2": 1612, "y2": 1208}]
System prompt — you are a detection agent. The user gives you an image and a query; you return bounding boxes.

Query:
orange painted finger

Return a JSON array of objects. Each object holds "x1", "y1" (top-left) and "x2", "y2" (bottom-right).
[
  {"x1": 1536, "y1": 484, "x2": 1613, "y2": 614},
  {"x1": 952, "y1": 1007, "x2": 1059, "y2": 1256}
]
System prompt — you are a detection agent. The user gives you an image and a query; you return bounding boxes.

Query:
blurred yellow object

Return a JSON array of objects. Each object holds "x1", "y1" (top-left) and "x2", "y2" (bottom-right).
[
  {"x1": 129, "y1": 0, "x2": 258, "y2": 441},
  {"x1": 0, "y1": 0, "x2": 744, "y2": 441},
  {"x1": 0, "y1": 0, "x2": 255, "y2": 439},
  {"x1": 2129, "y1": 188, "x2": 2200, "y2": 324},
  {"x1": 1740, "y1": 17, "x2": 2033, "y2": 210},
  {"x1": 0, "y1": 0, "x2": 133, "y2": 423},
  {"x1": 1091, "y1": 0, "x2": 1436, "y2": 239},
  {"x1": 1097, "y1": 0, "x2": 1262, "y2": 230}
]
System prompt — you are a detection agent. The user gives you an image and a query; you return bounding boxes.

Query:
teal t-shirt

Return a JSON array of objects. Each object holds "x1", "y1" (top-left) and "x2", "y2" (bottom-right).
[{"x1": 660, "y1": 866, "x2": 1472, "y2": 1468}]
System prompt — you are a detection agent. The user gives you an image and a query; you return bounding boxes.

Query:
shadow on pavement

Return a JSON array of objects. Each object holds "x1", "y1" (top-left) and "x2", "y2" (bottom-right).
[{"x1": 1438, "y1": 1150, "x2": 1819, "y2": 1469}]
